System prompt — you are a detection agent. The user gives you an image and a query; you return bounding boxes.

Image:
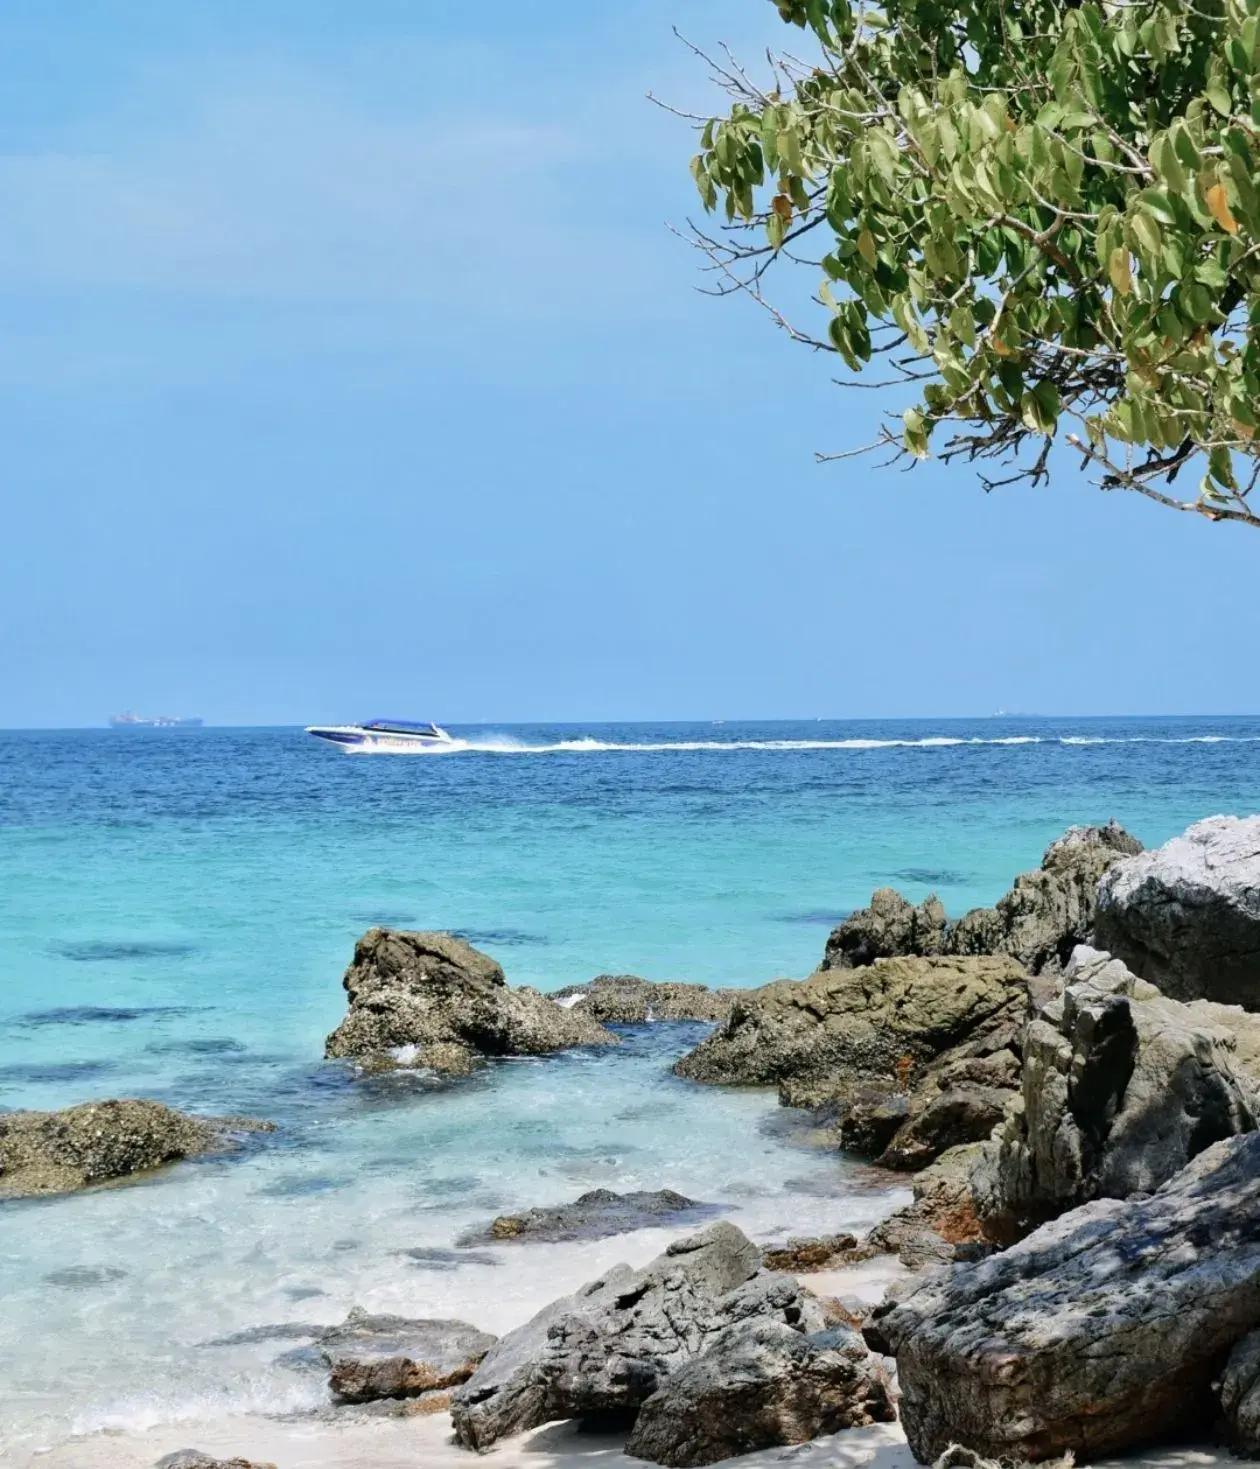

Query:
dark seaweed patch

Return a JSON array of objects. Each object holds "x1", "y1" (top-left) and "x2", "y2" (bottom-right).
[
  {"x1": 254, "y1": 1174, "x2": 348, "y2": 1198},
  {"x1": 773, "y1": 911, "x2": 848, "y2": 926},
  {"x1": 0, "y1": 1059, "x2": 117, "y2": 1083},
  {"x1": 205, "y1": 1321, "x2": 324, "y2": 1347},
  {"x1": 57, "y1": 940, "x2": 197, "y2": 962},
  {"x1": 890, "y1": 868, "x2": 969, "y2": 886},
  {"x1": 44, "y1": 1266, "x2": 128, "y2": 1288},
  {"x1": 401, "y1": 1245, "x2": 501, "y2": 1269},
  {"x1": 15, "y1": 1005, "x2": 192, "y2": 1028},
  {"x1": 145, "y1": 1037, "x2": 247, "y2": 1056},
  {"x1": 453, "y1": 928, "x2": 549, "y2": 947}
]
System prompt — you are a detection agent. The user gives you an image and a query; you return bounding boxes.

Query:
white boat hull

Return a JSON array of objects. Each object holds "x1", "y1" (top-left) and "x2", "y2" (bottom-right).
[{"x1": 305, "y1": 724, "x2": 454, "y2": 753}]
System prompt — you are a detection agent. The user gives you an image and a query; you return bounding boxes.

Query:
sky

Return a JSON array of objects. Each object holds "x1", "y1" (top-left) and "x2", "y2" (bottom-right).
[{"x1": 1, "y1": 0, "x2": 1258, "y2": 727}]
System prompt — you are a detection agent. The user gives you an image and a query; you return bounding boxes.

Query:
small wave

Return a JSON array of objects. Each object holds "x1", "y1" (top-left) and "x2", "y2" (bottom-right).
[
  {"x1": 1060, "y1": 734, "x2": 1260, "y2": 746},
  {"x1": 70, "y1": 1375, "x2": 325, "y2": 1438}
]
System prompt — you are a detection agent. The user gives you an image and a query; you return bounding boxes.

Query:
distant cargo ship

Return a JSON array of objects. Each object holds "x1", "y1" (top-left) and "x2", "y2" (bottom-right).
[{"x1": 108, "y1": 713, "x2": 204, "y2": 728}]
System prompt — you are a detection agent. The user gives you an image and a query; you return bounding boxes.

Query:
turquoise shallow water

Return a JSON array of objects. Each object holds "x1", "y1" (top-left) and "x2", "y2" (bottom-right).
[{"x1": 3, "y1": 717, "x2": 1260, "y2": 1454}]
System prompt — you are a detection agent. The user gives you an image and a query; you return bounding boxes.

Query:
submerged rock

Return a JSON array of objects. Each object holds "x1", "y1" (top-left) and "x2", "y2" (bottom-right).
[
  {"x1": 155, "y1": 1455, "x2": 275, "y2": 1469},
  {"x1": 625, "y1": 1320, "x2": 895, "y2": 1467},
  {"x1": 450, "y1": 1221, "x2": 826, "y2": 1449},
  {"x1": 1096, "y1": 814, "x2": 1260, "y2": 1008},
  {"x1": 459, "y1": 1188, "x2": 721, "y2": 1245},
  {"x1": 552, "y1": 976, "x2": 739, "y2": 1027},
  {"x1": 551, "y1": 975, "x2": 739, "y2": 1024},
  {"x1": 0, "y1": 1100, "x2": 272, "y2": 1200},
  {"x1": 673, "y1": 955, "x2": 1027, "y2": 1112},
  {"x1": 867, "y1": 1132, "x2": 1260, "y2": 1463},
  {"x1": 825, "y1": 822, "x2": 1142, "y2": 978},
  {"x1": 971, "y1": 946, "x2": 1259, "y2": 1242},
  {"x1": 323, "y1": 929, "x2": 618, "y2": 1064},
  {"x1": 317, "y1": 1307, "x2": 496, "y2": 1403}
]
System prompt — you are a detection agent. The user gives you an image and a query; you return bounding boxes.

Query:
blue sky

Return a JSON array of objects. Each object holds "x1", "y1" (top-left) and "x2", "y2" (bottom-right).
[{"x1": 1, "y1": 0, "x2": 1257, "y2": 726}]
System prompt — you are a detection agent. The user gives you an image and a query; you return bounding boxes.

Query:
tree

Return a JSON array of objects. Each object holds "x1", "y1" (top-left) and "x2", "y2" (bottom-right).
[{"x1": 680, "y1": 0, "x2": 1260, "y2": 527}]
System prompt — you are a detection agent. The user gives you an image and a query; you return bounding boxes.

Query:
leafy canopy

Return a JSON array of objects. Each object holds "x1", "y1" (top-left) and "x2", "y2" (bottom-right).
[{"x1": 686, "y1": 0, "x2": 1260, "y2": 526}]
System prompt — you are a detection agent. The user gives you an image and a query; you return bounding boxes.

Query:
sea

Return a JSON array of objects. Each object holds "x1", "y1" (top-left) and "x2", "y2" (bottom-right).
[{"x1": 3, "y1": 716, "x2": 1260, "y2": 1458}]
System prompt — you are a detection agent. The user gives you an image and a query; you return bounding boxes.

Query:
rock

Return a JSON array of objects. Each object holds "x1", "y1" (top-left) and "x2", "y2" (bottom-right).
[
  {"x1": 347, "y1": 1388, "x2": 455, "y2": 1417},
  {"x1": 317, "y1": 1307, "x2": 496, "y2": 1403},
  {"x1": 551, "y1": 975, "x2": 739, "y2": 1024},
  {"x1": 1096, "y1": 814, "x2": 1260, "y2": 1008},
  {"x1": 155, "y1": 1455, "x2": 275, "y2": 1469},
  {"x1": 971, "y1": 946, "x2": 1259, "y2": 1242},
  {"x1": 835, "y1": 1091, "x2": 911, "y2": 1157},
  {"x1": 674, "y1": 955, "x2": 1028, "y2": 1111},
  {"x1": 450, "y1": 1221, "x2": 826, "y2": 1449},
  {"x1": 1187, "y1": 998, "x2": 1260, "y2": 1081},
  {"x1": 824, "y1": 823, "x2": 1142, "y2": 979},
  {"x1": 624, "y1": 1320, "x2": 896, "y2": 1467},
  {"x1": 1219, "y1": 1328, "x2": 1260, "y2": 1456},
  {"x1": 459, "y1": 1188, "x2": 721, "y2": 1245},
  {"x1": 864, "y1": 1143, "x2": 994, "y2": 1268},
  {"x1": 323, "y1": 929, "x2": 619, "y2": 1062},
  {"x1": 867, "y1": 1131, "x2": 1260, "y2": 1463},
  {"x1": 0, "y1": 1100, "x2": 273, "y2": 1200},
  {"x1": 852, "y1": 1048, "x2": 1021, "y2": 1172},
  {"x1": 823, "y1": 891, "x2": 948, "y2": 969},
  {"x1": 949, "y1": 821, "x2": 1144, "y2": 974},
  {"x1": 761, "y1": 1234, "x2": 858, "y2": 1272}
]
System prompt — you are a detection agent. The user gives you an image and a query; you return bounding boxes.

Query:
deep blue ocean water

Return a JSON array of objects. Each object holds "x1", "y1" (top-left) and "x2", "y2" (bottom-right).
[{"x1": 3, "y1": 717, "x2": 1260, "y2": 1454}]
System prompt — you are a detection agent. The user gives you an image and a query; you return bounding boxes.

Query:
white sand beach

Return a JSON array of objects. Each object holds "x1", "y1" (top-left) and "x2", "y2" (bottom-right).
[{"x1": 18, "y1": 1410, "x2": 1232, "y2": 1469}]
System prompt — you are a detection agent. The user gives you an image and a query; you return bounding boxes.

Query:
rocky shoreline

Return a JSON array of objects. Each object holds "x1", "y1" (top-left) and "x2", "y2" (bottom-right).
[{"x1": 10, "y1": 814, "x2": 1260, "y2": 1466}]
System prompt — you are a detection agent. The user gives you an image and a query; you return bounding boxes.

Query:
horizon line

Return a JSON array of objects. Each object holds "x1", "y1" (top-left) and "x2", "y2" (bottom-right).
[{"x1": 4, "y1": 712, "x2": 1260, "y2": 733}]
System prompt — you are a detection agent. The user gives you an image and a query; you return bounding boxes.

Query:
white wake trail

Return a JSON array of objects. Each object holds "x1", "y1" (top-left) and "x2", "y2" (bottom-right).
[{"x1": 343, "y1": 731, "x2": 1260, "y2": 756}]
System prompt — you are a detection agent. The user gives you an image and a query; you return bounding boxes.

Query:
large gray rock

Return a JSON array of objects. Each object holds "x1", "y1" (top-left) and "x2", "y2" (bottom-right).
[
  {"x1": 1096, "y1": 814, "x2": 1260, "y2": 1008},
  {"x1": 825, "y1": 823, "x2": 1142, "y2": 978},
  {"x1": 866, "y1": 1132, "x2": 1260, "y2": 1463},
  {"x1": 324, "y1": 929, "x2": 618, "y2": 1064},
  {"x1": 450, "y1": 1222, "x2": 825, "y2": 1449},
  {"x1": 624, "y1": 1320, "x2": 895, "y2": 1467},
  {"x1": 459, "y1": 1189, "x2": 720, "y2": 1245},
  {"x1": 673, "y1": 955, "x2": 1028, "y2": 1112},
  {"x1": 551, "y1": 975, "x2": 739, "y2": 1024},
  {"x1": 1219, "y1": 1328, "x2": 1260, "y2": 1457},
  {"x1": 316, "y1": 1307, "x2": 496, "y2": 1403},
  {"x1": 0, "y1": 1100, "x2": 272, "y2": 1201},
  {"x1": 971, "y1": 946, "x2": 1259, "y2": 1242}
]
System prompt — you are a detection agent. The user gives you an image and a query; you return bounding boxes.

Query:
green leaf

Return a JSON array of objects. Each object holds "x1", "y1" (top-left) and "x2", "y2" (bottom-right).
[
  {"x1": 1032, "y1": 379, "x2": 1061, "y2": 431},
  {"x1": 1207, "y1": 78, "x2": 1233, "y2": 117},
  {"x1": 857, "y1": 227, "x2": 877, "y2": 267},
  {"x1": 903, "y1": 406, "x2": 930, "y2": 458},
  {"x1": 950, "y1": 303, "x2": 976, "y2": 346}
]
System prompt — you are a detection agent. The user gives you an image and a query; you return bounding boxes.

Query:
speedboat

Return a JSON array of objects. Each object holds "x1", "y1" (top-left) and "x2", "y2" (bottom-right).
[{"x1": 305, "y1": 719, "x2": 454, "y2": 752}]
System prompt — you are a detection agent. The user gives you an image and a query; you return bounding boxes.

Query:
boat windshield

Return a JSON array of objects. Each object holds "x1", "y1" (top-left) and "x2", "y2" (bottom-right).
[{"x1": 364, "y1": 720, "x2": 441, "y2": 736}]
